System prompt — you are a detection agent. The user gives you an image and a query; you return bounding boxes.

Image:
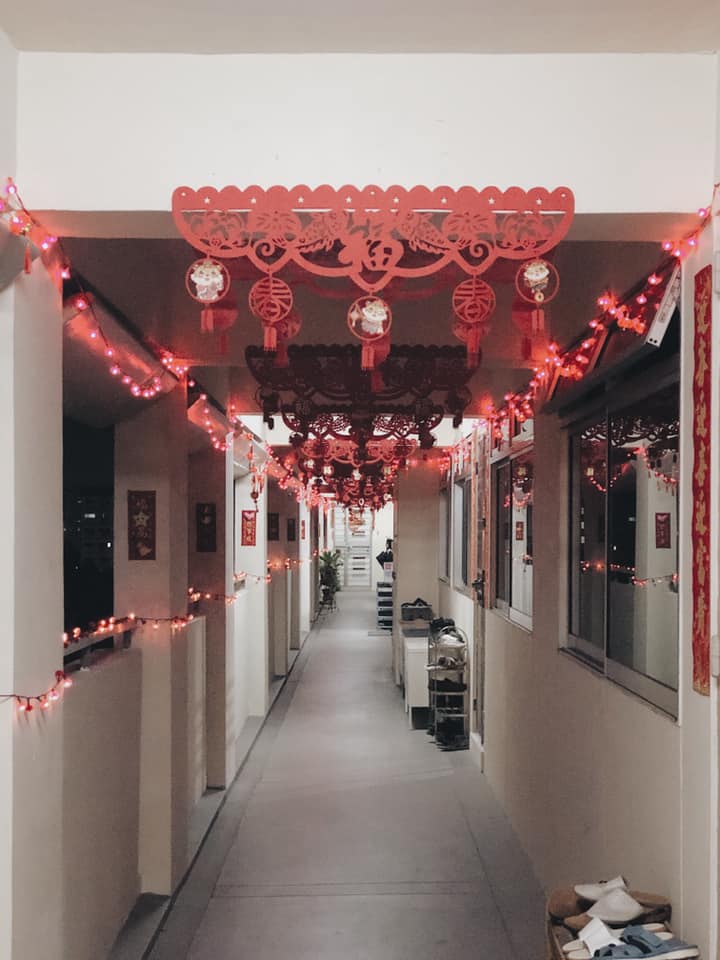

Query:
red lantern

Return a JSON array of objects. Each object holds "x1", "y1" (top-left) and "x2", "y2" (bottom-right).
[
  {"x1": 451, "y1": 277, "x2": 495, "y2": 368},
  {"x1": 249, "y1": 275, "x2": 293, "y2": 352},
  {"x1": 515, "y1": 258, "x2": 559, "y2": 335},
  {"x1": 347, "y1": 295, "x2": 392, "y2": 371}
]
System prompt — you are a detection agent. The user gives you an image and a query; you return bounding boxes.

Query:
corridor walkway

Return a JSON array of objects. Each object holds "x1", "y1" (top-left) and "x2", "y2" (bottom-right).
[{"x1": 148, "y1": 592, "x2": 545, "y2": 959}]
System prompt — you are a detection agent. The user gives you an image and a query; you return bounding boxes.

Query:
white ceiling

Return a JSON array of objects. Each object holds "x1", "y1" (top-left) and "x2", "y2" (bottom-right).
[{"x1": 2, "y1": 0, "x2": 719, "y2": 53}]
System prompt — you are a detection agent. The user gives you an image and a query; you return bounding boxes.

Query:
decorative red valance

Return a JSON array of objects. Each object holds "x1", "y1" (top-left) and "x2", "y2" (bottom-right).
[{"x1": 172, "y1": 184, "x2": 574, "y2": 293}]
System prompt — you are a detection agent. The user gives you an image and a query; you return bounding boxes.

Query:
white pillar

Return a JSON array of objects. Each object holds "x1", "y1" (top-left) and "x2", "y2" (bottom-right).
[
  {"x1": 114, "y1": 386, "x2": 189, "y2": 894},
  {"x1": 188, "y1": 443, "x2": 234, "y2": 788},
  {"x1": 0, "y1": 264, "x2": 64, "y2": 958}
]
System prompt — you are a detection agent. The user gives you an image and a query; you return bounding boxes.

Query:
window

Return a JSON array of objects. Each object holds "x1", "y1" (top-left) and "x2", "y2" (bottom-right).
[
  {"x1": 453, "y1": 478, "x2": 470, "y2": 589},
  {"x1": 494, "y1": 449, "x2": 533, "y2": 628},
  {"x1": 568, "y1": 382, "x2": 679, "y2": 715}
]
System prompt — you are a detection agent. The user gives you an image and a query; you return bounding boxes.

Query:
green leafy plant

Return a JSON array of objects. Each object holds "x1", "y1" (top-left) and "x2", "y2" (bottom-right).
[{"x1": 319, "y1": 549, "x2": 343, "y2": 594}]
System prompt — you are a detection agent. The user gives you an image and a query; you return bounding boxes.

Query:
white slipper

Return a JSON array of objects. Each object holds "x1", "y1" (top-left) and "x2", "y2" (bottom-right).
[
  {"x1": 587, "y1": 889, "x2": 645, "y2": 924},
  {"x1": 566, "y1": 933, "x2": 674, "y2": 960},
  {"x1": 561, "y1": 917, "x2": 621, "y2": 957},
  {"x1": 562, "y1": 924, "x2": 667, "y2": 953},
  {"x1": 574, "y1": 875, "x2": 628, "y2": 902}
]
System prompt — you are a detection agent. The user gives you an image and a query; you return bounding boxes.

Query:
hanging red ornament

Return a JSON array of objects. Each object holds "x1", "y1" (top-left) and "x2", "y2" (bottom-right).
[
  {"x1": 451, "y1": 277, "x2": 495, "y2": 368},
  {"x1": 249, "y1": 275, "x2": 294, "y2": 352},
  {"x1": 186, "y1": 257, "x2": 232, "y2": 337},
  {"x1": 347, "y1": 295, "x2": 392, "y2": 371},
  {"x1": 273, "y1": 310, "x2": 302, "y2": 367},
  {"x1": 515, "y1": 258, "x2": 559, "y2": 335}
]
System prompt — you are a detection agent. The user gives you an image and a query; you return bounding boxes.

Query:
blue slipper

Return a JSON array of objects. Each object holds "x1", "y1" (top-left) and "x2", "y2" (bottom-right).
[{"x1": 619, "y1": 926, "x2": 699, "y2": 960}]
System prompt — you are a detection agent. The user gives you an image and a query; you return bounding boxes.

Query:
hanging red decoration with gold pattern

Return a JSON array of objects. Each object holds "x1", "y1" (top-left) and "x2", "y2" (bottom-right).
[
  {"x1": 186, "y1": 258, "x2": 233, "y2": 338},
  {"x1": 347, "y1": 295, "x2": 392, "y2": 371},
  {"x1": 451, "y1": 277, "x2": 495, "y2": 368},
  {"x1": 515, "y1": 258, "x2": 559, "y2": 335},
  {"x1": 249, "y1": 275, "x2": 294, "y2": 352}
]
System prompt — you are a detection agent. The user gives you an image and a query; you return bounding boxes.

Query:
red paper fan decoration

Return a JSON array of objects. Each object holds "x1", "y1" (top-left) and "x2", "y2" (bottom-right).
[
  {"x1": 249, "y1": 276, "x2": 294, "y2": 352},
  {"x1": 451, "y1": 278, "x2": 495, "y2": 368},
  {"x1": 347, "y1": 296, "x2": 392, "y2": 371},
  {"x1": 515, "y1": 259, "x2": 559, "y2": 334}
]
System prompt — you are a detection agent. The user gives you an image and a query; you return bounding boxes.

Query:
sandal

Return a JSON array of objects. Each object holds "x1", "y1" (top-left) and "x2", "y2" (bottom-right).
[{"x1": 619, "y1": 926, "x2": 699, "y2": 960}]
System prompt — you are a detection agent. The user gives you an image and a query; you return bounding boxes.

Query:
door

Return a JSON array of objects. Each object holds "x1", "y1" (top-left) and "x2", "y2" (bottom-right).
[
  {"x1": 471, "y1": 428, "x2": 490, "y2": 742},
  {"x1": 333, "y1": 509, "x2": 372, "y2": 588}
]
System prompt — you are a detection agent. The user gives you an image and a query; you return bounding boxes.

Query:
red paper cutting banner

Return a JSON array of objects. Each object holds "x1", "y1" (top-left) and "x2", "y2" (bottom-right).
[
  {"x1": 692, "y1": 264, "x2": 712, "y2": 696},
  {"x1": 241, "y1": 509, "x2": 257, "y2": 547}
]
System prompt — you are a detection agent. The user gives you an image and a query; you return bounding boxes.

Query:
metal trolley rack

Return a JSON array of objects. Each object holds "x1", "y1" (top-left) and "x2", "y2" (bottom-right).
[{"x1": 426, "y1": 619, "x2": 469, "y2": 751}]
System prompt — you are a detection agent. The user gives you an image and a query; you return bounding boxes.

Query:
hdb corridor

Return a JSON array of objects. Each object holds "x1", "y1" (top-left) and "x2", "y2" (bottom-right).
[{"x1": 145, "y1": 591, "x2": 544, "y2": 960}]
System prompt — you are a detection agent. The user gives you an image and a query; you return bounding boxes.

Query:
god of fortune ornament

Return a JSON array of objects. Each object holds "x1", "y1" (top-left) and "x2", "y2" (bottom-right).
[
  {"x1": 515, "y1": 258, "x2": 559, "y2": 335},
  {"x1": 249, "y1": 275, "x2": 294, "y2": 352},
  {"x1": 451, "y1": 277, "x2": 496, "y2": 369},
  {"x1": 347, "y1": 295, "x2": 392, "y2": 371},
  {"x1": 186, "y1": 258, "x2": 232, "y2": 336}
]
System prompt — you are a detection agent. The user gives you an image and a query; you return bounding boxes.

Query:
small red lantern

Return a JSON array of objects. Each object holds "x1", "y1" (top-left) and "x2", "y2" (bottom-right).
[
  {"x1": 249, "y1": 275, "x2": 294, "y2": 352},
  {"x1": 347, "y1": 295, "x2": 392, "y2": 371},
  {"x1": 451, "y1": 277, "x2": 495, "y2": 368},
  {"x1": 515, "y1": 258, "x2": 559, "y2": 334}
]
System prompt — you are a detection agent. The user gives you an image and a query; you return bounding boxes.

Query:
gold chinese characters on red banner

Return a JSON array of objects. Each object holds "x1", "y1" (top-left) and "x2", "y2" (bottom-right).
[
  {"x1": 241, "y1": 509, "x2": 257, "y2": 546},
  {"x1": 128, "y1": 491, "x2": 156, "y2": 561}
]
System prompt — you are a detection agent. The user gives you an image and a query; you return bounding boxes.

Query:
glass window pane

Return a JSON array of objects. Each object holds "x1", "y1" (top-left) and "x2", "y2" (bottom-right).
[
  {"x1": 607, "y1": 385, "x2": 679, "y2": 690},
  {"x1": 510, "y1": 452, "x2": 533, "y2": 618},
  {"x1": 569, "y1": 423, "x2": 606, "y2": 658},
  {"x1": 495, "y1": 463, "x2": 511, "y2": 604}
]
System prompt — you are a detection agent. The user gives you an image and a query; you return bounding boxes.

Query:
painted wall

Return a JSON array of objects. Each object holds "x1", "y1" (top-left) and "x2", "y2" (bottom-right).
[
  {"x1": 62, "y1": 649, "x2": 142, "y2": 960},
  {"x1": 15, "y1": 54, "x2": 716, "y2": 216},
  {"x1": 480, "y1": 323, "x2": 710, "y2": 958}
]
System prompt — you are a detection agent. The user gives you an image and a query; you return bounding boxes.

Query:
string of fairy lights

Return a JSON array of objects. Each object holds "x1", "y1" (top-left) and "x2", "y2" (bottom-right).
[{"x1": 2, "y1": 177, "x2": 715, "y2": 716}]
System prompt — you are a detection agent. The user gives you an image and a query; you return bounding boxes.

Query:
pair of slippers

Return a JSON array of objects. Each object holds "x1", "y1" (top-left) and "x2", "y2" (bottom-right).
[
  {"x1": 549, "y1": 877, "x2": 671, "y2": 933},
  {"x1": 561, "y1": 918, "x2": 698, "y2": 960}
]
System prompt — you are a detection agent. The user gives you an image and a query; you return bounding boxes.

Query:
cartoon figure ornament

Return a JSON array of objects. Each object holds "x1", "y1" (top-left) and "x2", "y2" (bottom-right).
[
  {"x1": 347, "y1": 295, "x2": 392, "y2": 370},
  {"x1": 515, "y1": 258, "x2": 559, "y2": 334},
  {"x1": 186, "y1": 258, "x2": 234, "y2": 342}
]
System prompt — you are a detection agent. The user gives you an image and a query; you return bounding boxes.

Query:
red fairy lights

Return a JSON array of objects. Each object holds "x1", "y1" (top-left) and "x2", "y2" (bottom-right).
[{"x1": 8, "y1": 671, "x2": 73, "y2": 716}]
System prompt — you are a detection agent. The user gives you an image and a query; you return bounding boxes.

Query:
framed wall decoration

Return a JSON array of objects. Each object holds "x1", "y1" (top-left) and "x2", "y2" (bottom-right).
[
  {"x1": 287, "y1": 518, "x2": 297, "y2": 542},
  {"x1": 241, "y1": 510, "x2": 257, "y2": 546},
  {"x1": 128, "y1": 491, "x2": 156, "y2": 560},
  {"x1": 196, "y1": 502, "x2": 217, "y2": 552},
  {"x1": 655, "y1": 512, "x2": 671, "y2": 550},
  {"x1": 268, "y1": 512, "x2": 280, "y2": 541}
]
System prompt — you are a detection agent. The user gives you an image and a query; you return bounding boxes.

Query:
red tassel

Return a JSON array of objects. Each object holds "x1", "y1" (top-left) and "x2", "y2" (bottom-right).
[
  {"x1": 521, "y1": 336, "x2": 532, "y2": 361},
  {"x1": 263, "y1": 324, "x2": 277, "y2": 352},
  {"x1": 531, "y1": 308, "x2": 544, "y2": 335},
  {"x1": 23, "y1": 241, "x2": 32, "y2": 274},
  {"x1": 274, "y1": 340, "x2": 289, "y2": 367},
  {"x1": 200, "y1": 308, "x2": 213, "y2": 333},
  {"x1": 361, "y1": 343, "x2": 374, "y2": 371}
]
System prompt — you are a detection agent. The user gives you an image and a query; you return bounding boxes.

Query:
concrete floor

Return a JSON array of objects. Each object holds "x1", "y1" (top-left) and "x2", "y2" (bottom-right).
[{"x1": 147, "y1": 591, "x2": 545, "y2": 960}]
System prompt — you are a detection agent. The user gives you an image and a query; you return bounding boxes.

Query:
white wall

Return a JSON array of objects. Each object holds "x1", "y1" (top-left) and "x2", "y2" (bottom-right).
[
  {"x1": 16, "y1": 53, "x2": 716, "y2": 216},
  {"x1": 62, "y1": 650, "x2": 142, "y2": 960}
]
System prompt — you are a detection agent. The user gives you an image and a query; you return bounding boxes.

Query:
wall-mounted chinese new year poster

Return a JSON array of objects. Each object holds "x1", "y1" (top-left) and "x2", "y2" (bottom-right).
[
  {"x1": 692, "y1": 264, "x2": 712, "y2": 695},
  {"x1": 196, "y1": 502, "x2": 217, "y2": 553},
  {"x1": 128, "y1": 490, "x2": 156, "y2": 560},
  {"x1": 241, "y1": 510, "x2": 257, "y2": 546},
  {"x1": 301, "y1": 519, "x2": 306, "y2": 540},
  {"x1": 655, "y1": 512, "x2": 671, "y2": 550}
]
